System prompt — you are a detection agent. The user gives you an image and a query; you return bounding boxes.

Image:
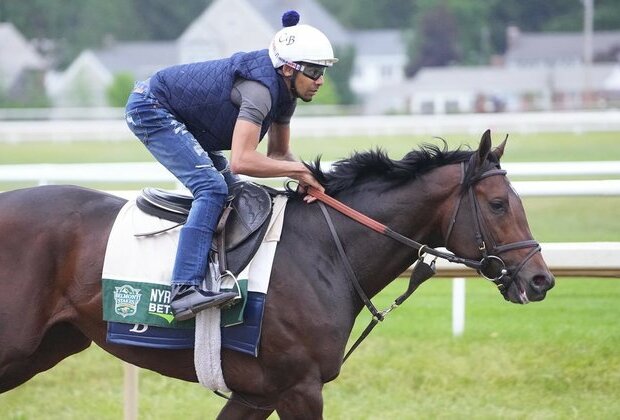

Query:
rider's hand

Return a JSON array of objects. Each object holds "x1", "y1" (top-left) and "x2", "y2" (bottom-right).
[{"x1": 294, "y1": 165, "x2": 324, "y2": 203}]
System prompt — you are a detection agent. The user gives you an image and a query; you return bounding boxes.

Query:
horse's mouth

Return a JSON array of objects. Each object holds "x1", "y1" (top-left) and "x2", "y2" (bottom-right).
[
  {"x1": 503, "y1": 281, "x2": 530, "y2": 304},
  {"x1": 517, "y1": 286, "x2": 530, "y2": 304},
  {"x1": 505, "y1": 279, "x2": 549, "y2": 304}
]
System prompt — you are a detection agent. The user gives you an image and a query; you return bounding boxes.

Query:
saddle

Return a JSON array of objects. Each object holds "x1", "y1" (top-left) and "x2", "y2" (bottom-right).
[{"x1": 136, "y1": 182, "x2": 275, "y2": 277}]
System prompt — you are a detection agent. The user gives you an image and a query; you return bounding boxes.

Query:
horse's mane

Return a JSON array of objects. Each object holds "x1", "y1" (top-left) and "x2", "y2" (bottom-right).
[{"x1": 303, "y1": 142, "x2": 475, "y2": 196}]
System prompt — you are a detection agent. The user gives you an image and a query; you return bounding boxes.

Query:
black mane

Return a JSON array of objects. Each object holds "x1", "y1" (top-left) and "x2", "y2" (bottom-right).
[{"x1": 305, "y1": 143, "x2": 475, "y2": 195}]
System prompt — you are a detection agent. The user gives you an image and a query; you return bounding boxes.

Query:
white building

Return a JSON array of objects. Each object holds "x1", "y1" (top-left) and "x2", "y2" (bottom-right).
[{"x1": 46, "y1": 0, "x2": 408, "y2": 107}]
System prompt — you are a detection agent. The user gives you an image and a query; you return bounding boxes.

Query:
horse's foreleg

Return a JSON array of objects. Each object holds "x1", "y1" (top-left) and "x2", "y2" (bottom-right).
[
  {"x1": 0, "y1": 322, "x2": 91, "y2": 393},
  {"x1": 274, "y1": 378, "x2": 324, "y2": 420},
  {"x1": 216, "y1": 393, "x2": 274, "y2": 420}
]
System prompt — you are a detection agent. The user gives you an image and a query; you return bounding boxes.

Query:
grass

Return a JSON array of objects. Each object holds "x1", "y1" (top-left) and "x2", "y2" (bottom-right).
[
  {"x1": 1, "y1": 279, "x2": 618, "y2": 419},
  {"x1": 0, "y1": 131, "x2": 619, "y2": 418},
  {"x1": 0, "y1": 131, "x2": 619, "y2": 165}
]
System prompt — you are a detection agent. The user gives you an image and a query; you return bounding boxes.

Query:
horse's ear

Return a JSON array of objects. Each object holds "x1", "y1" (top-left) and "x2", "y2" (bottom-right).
[
  {"x1": 492, "y1": 134, "x2": 508, "y2": 161},
  {"x1": 474, "y1": 129, "x2": 492, "y2": 169}
]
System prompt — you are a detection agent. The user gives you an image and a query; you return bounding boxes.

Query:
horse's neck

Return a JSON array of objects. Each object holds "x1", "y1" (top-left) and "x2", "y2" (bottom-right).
[{"x1": 329, "y1": 165, "x2": 460, "y2": 299}]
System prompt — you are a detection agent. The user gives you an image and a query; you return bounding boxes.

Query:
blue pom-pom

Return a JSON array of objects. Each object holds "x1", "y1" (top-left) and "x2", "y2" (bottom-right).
[{"x1": 282, "y1": 10, "x2": 300, "y2": 27}]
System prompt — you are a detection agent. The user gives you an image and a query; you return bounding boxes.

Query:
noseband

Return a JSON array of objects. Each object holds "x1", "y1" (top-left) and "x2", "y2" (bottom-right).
[{"x1": 444, "y1": 162, "x2": 541, "y2": 297}]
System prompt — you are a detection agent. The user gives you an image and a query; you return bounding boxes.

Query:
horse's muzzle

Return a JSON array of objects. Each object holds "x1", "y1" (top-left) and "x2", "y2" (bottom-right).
[{"x1": 504, "y1": 270, "x2": 555, "y2": 304}]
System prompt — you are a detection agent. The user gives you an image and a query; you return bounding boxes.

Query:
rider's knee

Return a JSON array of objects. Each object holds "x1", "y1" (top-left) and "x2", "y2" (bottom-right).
[{"x1": 193, "y1": 170, "x2": 228, "y2": 201}]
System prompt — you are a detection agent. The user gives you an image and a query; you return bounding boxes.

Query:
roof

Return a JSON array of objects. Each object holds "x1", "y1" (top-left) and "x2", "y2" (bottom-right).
[
  {"x1": 408, "y1": 64, "x2": 620, "y2": 94},
  {"x1": 505, "y1": 30, "x2": 620, "y2": 65},
  {"x1": 0, "y1": 22, "x2": 46, "y2": 86},
  {"x1": 93, "y1": 41, "x2": 178, "y2": 79},
  {"x1": 350, "y1": 29, "x2": 405, "y2": 56}
]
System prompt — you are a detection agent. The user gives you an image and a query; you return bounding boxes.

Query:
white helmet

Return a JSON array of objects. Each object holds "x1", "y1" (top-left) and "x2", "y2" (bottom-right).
[{"x1": 269, "y1": 22, "x2": 338, "y2": 68}]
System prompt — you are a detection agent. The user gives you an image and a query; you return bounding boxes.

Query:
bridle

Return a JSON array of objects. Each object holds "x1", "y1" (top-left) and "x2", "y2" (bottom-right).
[
  {"x1": 305, "y1": 158, "x2": 541, "y2": 361},
  {"x1": 444, "y1": 160, "x2": 541, "y2": 297}
]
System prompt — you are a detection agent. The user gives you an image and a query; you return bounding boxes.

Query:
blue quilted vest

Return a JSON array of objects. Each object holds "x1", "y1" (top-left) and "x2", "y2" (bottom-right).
[{"x1": 149, "y1": 50, "x2": 292, "y2": 151}]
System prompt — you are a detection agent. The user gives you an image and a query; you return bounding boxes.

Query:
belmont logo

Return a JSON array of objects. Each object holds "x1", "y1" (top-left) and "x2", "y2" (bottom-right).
[{"x1": 113, "y1": 285, "x2": 142, "y2": 318}]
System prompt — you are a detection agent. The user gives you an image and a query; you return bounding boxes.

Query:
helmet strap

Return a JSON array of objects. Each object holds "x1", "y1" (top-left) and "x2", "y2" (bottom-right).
[
  {"x1": 290, "y1": 71, "x2": 301, "y2": 99},
  {"x1": 279, "y1": 65, "x2": 308, "y2": 101}
]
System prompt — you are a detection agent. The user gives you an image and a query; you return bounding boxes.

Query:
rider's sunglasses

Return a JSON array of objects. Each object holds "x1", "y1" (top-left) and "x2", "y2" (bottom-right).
[
  {"x1": 288, "y1": 62, "x2": 326, "y2": 81},
  {"x1": 301, "y1": 64, "x2": 326, "y2": 81}
]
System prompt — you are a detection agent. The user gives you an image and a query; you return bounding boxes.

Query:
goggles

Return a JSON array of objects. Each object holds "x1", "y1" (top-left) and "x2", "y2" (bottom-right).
[{"x1": 286, "y1": 62, "x2": 326, "y2": 81}]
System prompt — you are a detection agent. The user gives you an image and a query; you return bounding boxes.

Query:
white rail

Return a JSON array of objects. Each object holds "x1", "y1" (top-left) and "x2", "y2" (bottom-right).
[
  {"x1": 2, "y1": 111, "x2": 620, "y2": 142},
  {"x1": 0, "y1": 161, "x2": 619, "y2": 192}
]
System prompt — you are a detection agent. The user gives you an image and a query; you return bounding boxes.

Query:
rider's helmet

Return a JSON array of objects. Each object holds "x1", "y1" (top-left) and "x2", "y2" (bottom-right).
[{"x1": 268, "y1": 11, "x2": 338, "y2": 69}]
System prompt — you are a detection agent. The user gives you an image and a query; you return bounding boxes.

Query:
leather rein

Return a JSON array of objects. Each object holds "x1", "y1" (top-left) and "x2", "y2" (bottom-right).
[{"x1": 307, "y1": 161, "x2": 541, "y2": 362}]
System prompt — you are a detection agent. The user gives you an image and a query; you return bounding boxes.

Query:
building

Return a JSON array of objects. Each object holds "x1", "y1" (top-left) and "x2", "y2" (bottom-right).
[
  {"x1": 46, "y1": 42, "x2": 178, "y2": 107},
  {"x1": 504, "y1": 26, "x2": 620, "y2": 67},
  {"x1": 363, "y1": 26, "x2": 620, "y2": 115},
  {"x1": 365, "y1": 63, "x2": 620, "y2": 115},
  {"x1": 46, "y1": 0, "x2": 408, "y2": 107},
  {"x1": 0, "y1": 22, "x2": 46, "y2": 101}
]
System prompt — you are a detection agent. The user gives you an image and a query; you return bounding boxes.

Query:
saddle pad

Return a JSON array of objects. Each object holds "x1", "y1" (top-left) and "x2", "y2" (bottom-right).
[
  {"x1": 106, "y1": 290, "x2": 265, "y2": 354},
  {"x1": 102, "y1": 195, "x2": 287, "y2": 356}
]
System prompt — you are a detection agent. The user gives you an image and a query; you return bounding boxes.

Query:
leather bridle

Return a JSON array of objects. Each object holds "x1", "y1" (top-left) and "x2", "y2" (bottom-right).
[
  {"x1": 444, "y1": 161, "x2": 541, "y2": 297},
  {"x1": 305, "y1": 159, "x2": 542, "y2": 361}
]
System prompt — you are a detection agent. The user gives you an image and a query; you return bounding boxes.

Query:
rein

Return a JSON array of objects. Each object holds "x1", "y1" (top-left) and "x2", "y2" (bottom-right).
[{"x1": 307, "y1": 162, "x2": 541, "y2": 361}]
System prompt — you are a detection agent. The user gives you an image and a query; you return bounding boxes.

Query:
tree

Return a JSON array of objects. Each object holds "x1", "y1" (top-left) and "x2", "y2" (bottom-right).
[
  {"x1": 406, "y1": 3, "x2": 460, "y2": 76},
  {"x1": 0, "y1": 70, "x2": 50, "y2": 108},
  {"x1": 0, "y1": 0, "x2": 211, "y2": 68},
  {"x1": 329, "y1": 45, "x2": 356, "y2": 104},
  {"x1": 308, "y1": 74, "x2": 339, "y2": 105},
  {"x1": 318, "y1": 0, "x2": 415, "y2": 29},
  {"x1": 107, "y1": 72, "x2": 135, "y2": 107}
]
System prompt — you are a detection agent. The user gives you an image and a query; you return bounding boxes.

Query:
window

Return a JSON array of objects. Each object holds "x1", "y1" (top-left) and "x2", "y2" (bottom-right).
[
  {"x1": 381, "y1": 65, "x2": 393, "y2": 79},
  {"x1": 420, "y1": 101, "x2": 435, "y2": 114}
]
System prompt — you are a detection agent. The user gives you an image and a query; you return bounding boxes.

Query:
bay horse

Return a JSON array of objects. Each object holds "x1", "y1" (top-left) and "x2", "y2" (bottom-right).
[{"x1": 0, "y1": 130, "x2": 554, "y2": 418}]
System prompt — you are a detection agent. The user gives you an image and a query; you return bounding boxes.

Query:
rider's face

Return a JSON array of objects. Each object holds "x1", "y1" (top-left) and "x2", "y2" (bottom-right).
[{"x1": 283, "y1": 64, "x2": 325, "y2": 102}]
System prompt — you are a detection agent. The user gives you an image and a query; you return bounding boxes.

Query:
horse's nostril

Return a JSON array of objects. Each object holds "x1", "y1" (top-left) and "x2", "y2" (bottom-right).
[{"x1": 532, "y1": 274, "x2": 554, "y2": 291}]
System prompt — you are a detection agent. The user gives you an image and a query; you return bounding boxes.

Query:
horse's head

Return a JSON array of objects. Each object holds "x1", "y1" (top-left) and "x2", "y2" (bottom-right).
[{"x1": 445, "y1": 130, "x2": 555, "y2": 304}]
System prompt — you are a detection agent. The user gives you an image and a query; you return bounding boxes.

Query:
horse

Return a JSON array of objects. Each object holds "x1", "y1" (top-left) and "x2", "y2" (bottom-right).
[{"x1": 0, "y1": 130, "x2": 554, "y2": 418}]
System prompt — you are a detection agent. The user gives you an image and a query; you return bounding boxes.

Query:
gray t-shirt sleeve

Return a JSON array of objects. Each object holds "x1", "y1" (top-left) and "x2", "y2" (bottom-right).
[{"x1": 231, "y1": 79, "x2": 296, "y2": 126}]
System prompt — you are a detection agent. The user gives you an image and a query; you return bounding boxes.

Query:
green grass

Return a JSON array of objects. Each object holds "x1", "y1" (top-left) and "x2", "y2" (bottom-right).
[
  {"x1": 1, "y1": 279, "x2": 618, "y2": 419},
  {"x1": 0, "y1": 131, "x2": 619, "y2": 418},
  {"x1": 0, "y1": 131, "x2": 618, "y2": 165},
  {"x1": 524, "y1": 196, "x2": 620, "y2": 242}
]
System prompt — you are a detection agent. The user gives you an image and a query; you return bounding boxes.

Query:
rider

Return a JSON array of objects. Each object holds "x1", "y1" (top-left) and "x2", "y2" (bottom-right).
[{"x1": 125, "y1": 11, "x2": 337, "y2": 321}]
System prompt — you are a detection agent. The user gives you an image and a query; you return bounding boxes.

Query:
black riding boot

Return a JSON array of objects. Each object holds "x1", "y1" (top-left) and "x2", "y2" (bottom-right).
[{"x1": 170, "y1": 284, "x2": 238, "y2": 321}]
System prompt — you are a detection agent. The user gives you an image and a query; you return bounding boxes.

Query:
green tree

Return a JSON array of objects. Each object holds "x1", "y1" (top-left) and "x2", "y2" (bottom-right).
[
  {"x1": 330, "y1": 45, "x2": 356, "y2": 104},
  {"x1": 0, "y1": 0, "x2": 211, "y2": 68},
  {"x1": 406, "y1": 3, "x2": 460, "y2": 76},
  {"x1": 106, "y1": 72, "x2": 135, "y2": 107},
  {"x1": 319, "y1": 0, "x2": 415, "y2": 28},
  {"x1": 0, "y1": 69, "x2": 50, "y2": 107},
  {"x1": 309, "y1": 74, "x2": 339, "y2": 105}
]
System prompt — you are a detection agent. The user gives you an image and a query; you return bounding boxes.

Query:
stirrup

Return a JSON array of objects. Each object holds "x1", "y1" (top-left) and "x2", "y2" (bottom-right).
[{"x1": 218, "y1": 270, "x2": 242, "y2": 308}]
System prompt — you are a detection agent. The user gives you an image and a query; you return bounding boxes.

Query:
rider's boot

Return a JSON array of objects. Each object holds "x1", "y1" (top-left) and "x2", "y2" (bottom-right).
[{"x1": 170, "y1": 284, "x2": 237, "y2": 321}]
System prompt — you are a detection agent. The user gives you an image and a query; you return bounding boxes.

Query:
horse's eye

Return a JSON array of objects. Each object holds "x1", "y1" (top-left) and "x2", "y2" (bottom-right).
[{"x1": 489, "y1": 200, "x2": 506, "y2": 214}]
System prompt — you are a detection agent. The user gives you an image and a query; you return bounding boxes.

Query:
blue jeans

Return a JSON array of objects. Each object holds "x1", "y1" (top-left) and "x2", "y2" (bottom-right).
[{"x1": 125, "y1": 80, "x2": 237, "y2": 287}]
